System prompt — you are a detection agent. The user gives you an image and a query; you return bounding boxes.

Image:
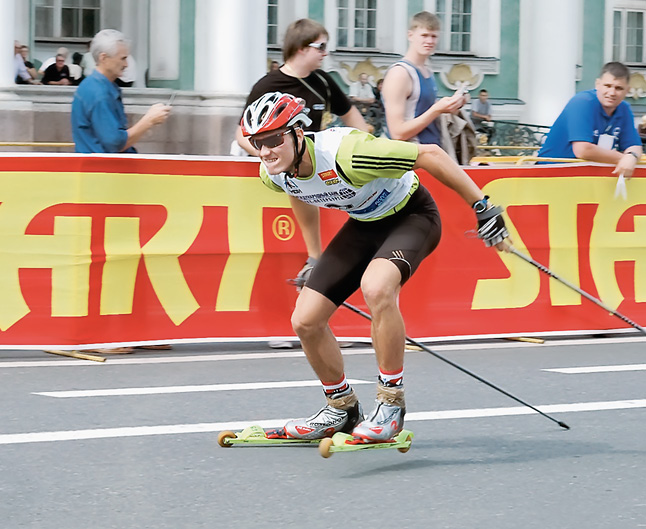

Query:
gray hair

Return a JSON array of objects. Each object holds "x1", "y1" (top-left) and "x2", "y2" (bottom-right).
[{"x1": 90, "y1": 29, "x2": 129, "y2": 62}]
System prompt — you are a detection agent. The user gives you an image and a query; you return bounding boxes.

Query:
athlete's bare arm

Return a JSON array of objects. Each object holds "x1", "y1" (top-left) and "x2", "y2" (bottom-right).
[
  {"x1": 413, "y1": 144, "x2": 482, "y2": 204},
  {"x1": 413, "y1": 143, "x2": 509, "y2": 252},
  {"x1": 288, "y1": 195, "x2": 322, "y2": 259}
]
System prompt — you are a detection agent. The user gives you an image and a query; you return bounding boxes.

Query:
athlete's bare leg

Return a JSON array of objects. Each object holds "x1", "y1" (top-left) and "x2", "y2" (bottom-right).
[
  {"x1": 291, "y1": 287, "x2": 344, "y2": 382},
  {"x1": 360, "y1": 258, "x2": 405, "y2": 372}
]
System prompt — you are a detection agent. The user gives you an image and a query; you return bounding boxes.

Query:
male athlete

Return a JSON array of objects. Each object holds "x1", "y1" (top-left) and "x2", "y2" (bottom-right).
[{"x1": 242, "y1": 92, "x2": 509, "y2": 441}]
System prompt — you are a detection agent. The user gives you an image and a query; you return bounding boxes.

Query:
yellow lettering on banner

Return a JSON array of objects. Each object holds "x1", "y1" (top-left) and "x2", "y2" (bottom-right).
[
  {"x1": 590, "y1": 178, "x2": 646, "y2": 309},
  {"x1": 0, "y1": 171, "x2": 93, "y2": 330},
  {"x1": 51, "y1": 217, "x2": 92, "y2": 318},
  {"x1": 0, "y1": 172, "x2": 290, "y2": 330},
  {"x1": 102, "y1": 217, "x2": 140, "y2": 315},
  {"x1": 215, "y1": 178, "x2": 287, "y2": 312},
  {"x1": 473, "y1": 177, "x2": 646, "y2": 311}
]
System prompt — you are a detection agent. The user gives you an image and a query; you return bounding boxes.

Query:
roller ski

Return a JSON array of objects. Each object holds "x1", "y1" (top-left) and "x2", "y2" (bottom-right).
[
  {"x1": 319, "y1": 428, "x2": 414, "y2": 458},
  {"x1": 318, "y1": 387, "x2": 412, "y2": 458},
  {"x1": 217, "y1": 425, "x2": 322, "y2": 447},
  {"x1": 218, "y1": 390, "x2": 364, "y2": 448}
]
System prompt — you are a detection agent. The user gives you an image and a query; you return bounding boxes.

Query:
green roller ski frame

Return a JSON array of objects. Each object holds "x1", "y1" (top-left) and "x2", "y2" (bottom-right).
[
  {"x1": 217, "y1": 425, "x2": 321, "y2": 447},
  {"x1": 318, "y1": 429, "x2": 414, "y2": 458}
]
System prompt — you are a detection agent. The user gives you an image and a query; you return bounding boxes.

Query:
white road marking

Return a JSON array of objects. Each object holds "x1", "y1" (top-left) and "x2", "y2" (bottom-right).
[
  {"x1": 33, "y1": 379, "x2": 372, "y2": 398},
  {"x1": 2, "y1": 335, "x2": 644, "y2": 369},
  {"x1": 544, "y1": 364, "x2": 646, "y2": 374},
  {"x1": 1, "y1": 398, "x2": 644, "y2": 445}
]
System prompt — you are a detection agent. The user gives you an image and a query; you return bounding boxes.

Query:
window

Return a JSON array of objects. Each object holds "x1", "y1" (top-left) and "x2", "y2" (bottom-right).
[
  {"x1": 337, "y1": 0, "x2": 377, "y2": 49},
  {"x1": 436, "y1": 0, "x2": 472, "y2": 53},
  {"x1": 268, "y1": 0, "x2": 278, "y2": 46},
  {"x1": 35, "y1": 0, "x2": 100, "y2": 40},
  {"x1": 613, "y1": 8, "x2": 644, "y2": 63}
]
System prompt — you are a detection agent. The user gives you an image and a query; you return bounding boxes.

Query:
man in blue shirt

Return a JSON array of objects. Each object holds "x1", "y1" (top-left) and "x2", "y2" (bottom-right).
[
  {"x1": 538, "y1": 62, "x2": 642, "y2": 178},
  {"x1": 72, "y1": 29, "x2": 170, "y2": 154},
  {"x1": 68, "y1": 29, "x2": 171, "y2": 355}
]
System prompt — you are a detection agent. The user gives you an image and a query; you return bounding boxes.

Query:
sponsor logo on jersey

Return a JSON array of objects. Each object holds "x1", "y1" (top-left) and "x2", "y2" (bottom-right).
[
  {"x1": 284, "y1": 178, "x2": 302, "y2": 194},
  {"x1": 324, "y1": 178, "x2": 340, "y2": 186}
]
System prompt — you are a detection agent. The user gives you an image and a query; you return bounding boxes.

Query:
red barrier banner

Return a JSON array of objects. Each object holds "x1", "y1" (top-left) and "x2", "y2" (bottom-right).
[{"x1": 0, "y1": 155, "x2": 644, "y2": 347}]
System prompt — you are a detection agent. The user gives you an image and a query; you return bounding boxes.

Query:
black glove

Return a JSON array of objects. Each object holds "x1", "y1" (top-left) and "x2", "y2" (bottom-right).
[
  {"x1": 293, "y1": 257, "x2": 317, "y2": 291},
  {"x1": 473, "y1": 196, "x2": 509, "y2": 247}
]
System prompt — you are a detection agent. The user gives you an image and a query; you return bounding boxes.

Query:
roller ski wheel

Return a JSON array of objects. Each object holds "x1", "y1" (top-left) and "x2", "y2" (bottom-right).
[
  {"x1": 217, "y1": 430, "x2": 237, "y2": 448},
  {"x1": 318, "y1": 429, "x2": 414, "y2": 458},
  {"x1": 217, "y1": 425, "x2": 323, "y2": 448}
]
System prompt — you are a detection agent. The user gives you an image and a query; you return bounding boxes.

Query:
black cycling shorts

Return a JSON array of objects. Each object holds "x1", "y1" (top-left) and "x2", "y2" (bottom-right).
[{"x1": 306, "y1": 185, "x2": 442, "y2": 306}]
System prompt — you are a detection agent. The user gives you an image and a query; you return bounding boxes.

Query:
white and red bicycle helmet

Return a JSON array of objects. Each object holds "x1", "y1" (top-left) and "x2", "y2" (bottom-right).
[{"x1": 241, "y1": 92, "x2": 312, "y2": 137}]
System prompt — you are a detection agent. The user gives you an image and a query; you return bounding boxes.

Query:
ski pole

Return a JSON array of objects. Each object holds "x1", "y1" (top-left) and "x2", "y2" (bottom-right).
[
  {"x1": 510, "y1": 248, "x2": 645, "y2": 335},
  {"x1": 341, "y1": 301, "x2": 570, "y2": 430}
]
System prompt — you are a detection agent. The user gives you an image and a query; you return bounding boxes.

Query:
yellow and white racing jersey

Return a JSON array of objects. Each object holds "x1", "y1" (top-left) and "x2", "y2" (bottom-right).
[{"x1": 260, "y1": 128, "x2": 420, "y2": 221}]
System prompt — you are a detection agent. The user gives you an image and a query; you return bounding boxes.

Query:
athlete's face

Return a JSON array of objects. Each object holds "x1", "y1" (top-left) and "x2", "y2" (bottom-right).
[
  {"x1": 408, "y1": 26, "x2": 439, "y2": 57},
  {"x1": 252, "y1": 127, "x2": 300, "y2": 174},
  {"x1": 595, "y1": 73, "x2": 629, "y2": 114}
]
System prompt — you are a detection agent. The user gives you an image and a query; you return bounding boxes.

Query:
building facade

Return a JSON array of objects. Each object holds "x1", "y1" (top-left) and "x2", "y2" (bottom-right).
[{"x1": 1, "y1": 0, "x2": 645, "y2": 155}]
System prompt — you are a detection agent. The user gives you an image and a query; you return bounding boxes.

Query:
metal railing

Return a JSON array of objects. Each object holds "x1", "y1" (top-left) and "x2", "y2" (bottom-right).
[
  {"x1": 0, "y1": 142, "x2": 74, "y2": 148},
  {"x1": 475, "y1": 119, "x2": 550, "y2": 157}
]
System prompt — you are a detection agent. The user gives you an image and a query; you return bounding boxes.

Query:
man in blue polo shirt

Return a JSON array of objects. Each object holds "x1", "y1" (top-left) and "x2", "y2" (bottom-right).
[
  {"x1": 538, "y1": 62, "x2": 642, "y2": 178},
  {"x1": 68, "y1": 29, "x2": 171, "y2": 355},
  {"x1": 71, "y1": 29, "x2": 170, "y2": 154}
]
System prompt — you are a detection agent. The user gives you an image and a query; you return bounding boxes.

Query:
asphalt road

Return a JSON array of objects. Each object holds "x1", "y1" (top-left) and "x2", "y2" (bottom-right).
[{"x1": 1, "y1": 335, "x2": 645, "y2": 529}]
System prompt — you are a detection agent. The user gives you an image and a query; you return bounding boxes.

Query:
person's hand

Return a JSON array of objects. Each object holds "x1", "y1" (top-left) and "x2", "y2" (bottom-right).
[
  {"x1": 433, "y1": 93, "x2": 466, "y2": 115},
  {"x1": 612, "y1": 152, "x2": 639, "y2": 180},
  {"x1": 292, "y1": 257, "x2": 317, "y2": 291},
  {"x1": 474, "y1": 199, "x2": 511, "y2": 251},
  {"x1": 145, "y1": 103, "x2": 171, "y2": 126}
]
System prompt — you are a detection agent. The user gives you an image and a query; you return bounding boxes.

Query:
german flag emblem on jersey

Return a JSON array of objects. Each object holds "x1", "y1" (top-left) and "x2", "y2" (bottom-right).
[{"x1": 318, "y1": 169, "x2": 338, "y2": 181}]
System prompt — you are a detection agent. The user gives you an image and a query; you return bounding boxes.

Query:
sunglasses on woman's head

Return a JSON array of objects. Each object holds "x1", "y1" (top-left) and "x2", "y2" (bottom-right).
[
  {"x1": 308, "y1": 41, "x2": 327, "y2": 52},
  {"x1": 250, "y1": 129, "x2": 292, "y2": 150}
]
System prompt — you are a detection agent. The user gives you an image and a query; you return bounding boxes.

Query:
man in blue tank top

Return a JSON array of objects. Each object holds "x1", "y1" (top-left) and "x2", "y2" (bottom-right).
[{"x1": 381, "y1": 11, "x2": 466, "y2": 146}]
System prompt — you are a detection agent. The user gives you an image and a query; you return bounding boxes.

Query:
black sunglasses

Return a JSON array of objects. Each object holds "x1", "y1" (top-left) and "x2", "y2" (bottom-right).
[
  {"x1": 308, "y1": 41, "x2": 327, "y2": 52},
  {"x1": 250, "y1": 129, "x2": 292, "y2": 150}
]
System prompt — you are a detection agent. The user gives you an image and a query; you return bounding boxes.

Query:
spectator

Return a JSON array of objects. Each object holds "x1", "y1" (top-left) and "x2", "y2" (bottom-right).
[
  {"x1": 470, "y1": 88, "x2": 494, "y2": 141},
  {"x1": 69, "y1": 29, "x2": 171, "y2": 354},
  {"x1": 538, "y1": 62, "x2": 642, "y2": 179},
  {"x1": 381, "y1": 11, "x2": 466, "y2": 146},
  {"x1": 235, "y1": 18, "x2": 369, "y2": 156},
  {"x1": 69, "y1": 52, "x2": 84, "y2": 85},
  {"x1": 39, "y1": 47, "x2": 69, "y2": 76},
  {"x1": 234, "y1": 18, "x2": 370, "y2": 349},
  {"x1": 19, "y1": 45, "x2": 39, "y2": 82},
  {"x1": 41, "y1": 53, "x2": 72, "y2": 85},
  {"x1": 72, "y1": 29, "x2": 170, "y2": 154},
  {"x1": 471, "y1": 89, "x2": 492, "y2": 129},
  {"x1": 116, "y1": 55, "x2": 136, "y2": 87},
  {"x1": 236, "y1": 18, "x2": 370, "y2": 348},
  {"x1": 14, "y1": 41, "x2": 37, "y2": 85},
  {"x1": 269, "y1": 60, "x2": 280, "y2": 72},
  {"x1": 80, "y1": 42, "x2": 96, "y2": 77},
  {"x1": 349, "y1": 73, "x2": 376, "y2": 105},
  {"x1": 373, "y1": 78, "x2": 384, "y2": 101}
]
